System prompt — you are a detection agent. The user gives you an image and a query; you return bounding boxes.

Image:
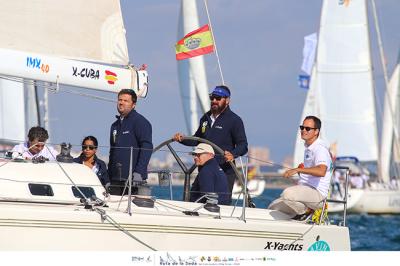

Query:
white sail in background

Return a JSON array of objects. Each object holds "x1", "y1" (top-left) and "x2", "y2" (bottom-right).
[
  {"x1": 0, "y1": 0, "x2": 148, "y2": 95},
  {"x1": 0, "y1": 80, "x2": 39, "y2": 145},
  {"x1": 295, "y1": 0, "x2": 378, "y2": 163},
  {"x1": 294, "y1": 67, "x2": 320, "y2": 166},
  {"x1": 177, "y1": 0, "x2": 210, "y2": 134},
  {"x1": 0, "y1": 80, "x2": 26, "y2": 143},
  {"x1": 381, "y1": 55, "x2": 400, "y2": 180}
]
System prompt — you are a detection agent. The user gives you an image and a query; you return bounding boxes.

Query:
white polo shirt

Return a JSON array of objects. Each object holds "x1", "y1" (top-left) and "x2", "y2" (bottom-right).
[
  {"x1": 11, "y1": 142, "x2": 59, "y2": 161},
  {"x1": 298, "y1": 138, "x2": 332, "y2": 197}
]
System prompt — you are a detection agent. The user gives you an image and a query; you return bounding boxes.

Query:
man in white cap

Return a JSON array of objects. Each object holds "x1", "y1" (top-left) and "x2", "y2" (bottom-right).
[{"x1": 190, "y1": 143, "x2": 230, "y2": 205}]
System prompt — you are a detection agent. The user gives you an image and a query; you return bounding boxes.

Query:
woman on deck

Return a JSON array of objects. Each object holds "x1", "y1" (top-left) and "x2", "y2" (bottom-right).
[{"x1": 73, "y1": 136, "x2": 109, "y2": 188}]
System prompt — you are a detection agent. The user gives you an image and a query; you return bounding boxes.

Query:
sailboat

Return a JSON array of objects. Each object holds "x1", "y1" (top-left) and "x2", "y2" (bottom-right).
[
  {"x1": 0, "y1": 0, "x2": 351, "y2": 250},
  {"x1": 294, "y1": 0, "x2": 400, "y2": 213}
]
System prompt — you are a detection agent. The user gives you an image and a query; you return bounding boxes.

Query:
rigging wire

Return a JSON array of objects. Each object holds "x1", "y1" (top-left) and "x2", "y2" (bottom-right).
[{"x1": 203, "y1": 0, "x2": 225, "y2": 85}]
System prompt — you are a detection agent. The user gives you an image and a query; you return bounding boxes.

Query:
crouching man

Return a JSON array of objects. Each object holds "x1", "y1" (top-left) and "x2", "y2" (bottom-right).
[{"x1": 190, "y1": 143, "x2": 230, "y2": 205}]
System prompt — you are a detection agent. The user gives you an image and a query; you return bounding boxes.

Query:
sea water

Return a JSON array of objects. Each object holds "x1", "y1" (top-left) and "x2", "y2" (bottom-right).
[{"x1": 151, "y1": 186, "x2": 400, "y2": 251}]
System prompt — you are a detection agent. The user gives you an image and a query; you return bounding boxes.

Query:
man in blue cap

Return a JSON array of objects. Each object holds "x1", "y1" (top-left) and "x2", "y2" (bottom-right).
[{"x1": 174, "y1": 85, "x2": 248, "y2": 204}]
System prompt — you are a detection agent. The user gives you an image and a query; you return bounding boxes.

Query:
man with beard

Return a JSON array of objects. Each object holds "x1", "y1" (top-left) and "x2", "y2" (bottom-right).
[{"x1": 173, "y1": 85, "x2": 248, "y2": 204}]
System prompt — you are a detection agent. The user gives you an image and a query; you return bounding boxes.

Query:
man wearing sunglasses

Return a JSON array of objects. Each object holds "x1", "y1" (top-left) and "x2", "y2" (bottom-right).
[
  {"x1": 268, "y1": 116, "x2": 332, "y2": 220},
  {"x1": 11, "y1": 126, "x2": 58, "y2": 161},
  {"x1": 190, "y1": 143, "x2": 230, "y2": 205},
  {"x1": 108, "y1": 89, "x2": 153, "y2": 195},
  {"x1": 173, "y1": 85, "x2": 248, "y2": 204}
]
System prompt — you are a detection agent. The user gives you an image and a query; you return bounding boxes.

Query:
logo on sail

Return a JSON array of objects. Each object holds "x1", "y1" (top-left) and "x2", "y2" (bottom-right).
[
  {"x1": 105, "y1": 70, "x2": 118, "y2": 85},
  {"x1": 26, "y1": 56, "x2": 50, "y2": 74}
]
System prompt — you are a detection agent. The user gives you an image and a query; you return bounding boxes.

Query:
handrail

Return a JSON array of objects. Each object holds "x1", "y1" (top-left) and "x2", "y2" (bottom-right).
[{"x1": 326, "y1": 166, "x2": 350, "y2": 226}]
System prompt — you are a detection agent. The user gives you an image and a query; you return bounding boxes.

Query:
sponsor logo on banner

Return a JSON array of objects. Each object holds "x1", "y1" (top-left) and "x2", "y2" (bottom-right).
[
  {"x1": 26, "y1": 56, "x2": 50, "y2": 73},
  {"x1": 72, "y1": 66, "x2": 100, "y2": 80},
  {"x1": 105, "y1": 70, "x2": 118, "y2": 85},
  {"x1": 264, "y1": 241, "x2": 303, "y2": 251}
]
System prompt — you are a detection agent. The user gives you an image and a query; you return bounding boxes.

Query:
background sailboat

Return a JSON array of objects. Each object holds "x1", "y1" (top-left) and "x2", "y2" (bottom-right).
[{"x1": 294, "y1": 0, "x2": 400, "y2": 213}]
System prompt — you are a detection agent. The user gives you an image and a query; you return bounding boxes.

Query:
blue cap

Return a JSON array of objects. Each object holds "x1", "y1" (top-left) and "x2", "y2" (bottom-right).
[{"x1": 210, "y1": 85, "x2": 230, "y2": 97}]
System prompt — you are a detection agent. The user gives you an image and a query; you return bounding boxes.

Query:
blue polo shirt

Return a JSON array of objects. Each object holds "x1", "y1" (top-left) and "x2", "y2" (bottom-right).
[{"x1": 190, "y1": 158, "x2": 230, "y2": 205}]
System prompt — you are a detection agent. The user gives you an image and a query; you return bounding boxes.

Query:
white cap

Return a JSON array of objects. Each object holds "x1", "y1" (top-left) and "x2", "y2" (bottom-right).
[{"x1": 192, "y1": 143, "x2": 215, "y2": 155}]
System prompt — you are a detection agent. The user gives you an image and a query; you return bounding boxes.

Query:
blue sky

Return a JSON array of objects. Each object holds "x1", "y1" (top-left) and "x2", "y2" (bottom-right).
[{"x1": 48, "y1": 0, "x2": 400, "y2": 163}]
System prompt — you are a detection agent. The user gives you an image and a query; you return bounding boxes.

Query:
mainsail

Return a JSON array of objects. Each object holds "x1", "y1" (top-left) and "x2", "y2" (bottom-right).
[
  {"x1": 294, "y1": 0, "x2": 378, "y2": 164},
  {"x1": 380, "y1": 54, "x2": 400, "y2": 180},
  {"x1": 0, "y1": 0, "x2": 148, "y2": 95},
  {"x1": 177, "y1": 0, "x2": 210, "y2": 134}
]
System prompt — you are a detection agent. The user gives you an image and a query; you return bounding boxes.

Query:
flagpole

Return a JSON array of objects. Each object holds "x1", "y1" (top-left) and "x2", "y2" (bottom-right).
[{"x1": 203, "y1": 0, "x2": 225, "y2": 85}]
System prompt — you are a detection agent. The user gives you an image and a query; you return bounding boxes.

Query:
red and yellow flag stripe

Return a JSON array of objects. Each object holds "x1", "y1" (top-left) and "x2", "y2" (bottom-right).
[{"x1": 175, "y1": 24, "x2": 214, "y2": 60}]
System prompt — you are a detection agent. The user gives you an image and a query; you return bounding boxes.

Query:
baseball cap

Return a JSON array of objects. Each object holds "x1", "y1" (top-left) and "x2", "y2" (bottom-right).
[
  {"x1": 192, "y1": 143, "x2": 215, "y2": 155},
  {"x1": 210, "y1": 85, "x2": 230, "y2": 97}
]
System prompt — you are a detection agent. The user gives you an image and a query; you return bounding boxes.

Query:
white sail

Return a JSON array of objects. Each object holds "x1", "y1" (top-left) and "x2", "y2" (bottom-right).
[
  {"x1": 294, "y1": 67, "x2": 321, "y2": 166},
  {"x1": 295, "y1": 0, "x2": 378, "y2": 163},
  {"x1": 177, "y1": 0, "x2": 210, "y2": 134},
  {"x1": 0, "y1": 80, "x2": 26, "y2": 143},
  {"x1": 0, "y1": 80, "x2": 39, "y2": 145},
  {"x1": 381, "y1": 55, "x2": 400, "y2": 179},
  {"x1": 0, "y1": 0, "x2": 147, "y2": 94}
]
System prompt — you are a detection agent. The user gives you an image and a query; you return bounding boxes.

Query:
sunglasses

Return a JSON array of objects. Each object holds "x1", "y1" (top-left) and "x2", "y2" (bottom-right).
[
  {"x1": 299, "y1": 125, "x2": 318, "y2": 132},
  {"x1": 191, "y1": 153, "x2": 205, "y2": 157},
  {"x1": 82, "y1": 145, "x2": 96, "y2": 150},
  {"x1": 209, "y1": 95, "x2": 224, "y2": 101}
]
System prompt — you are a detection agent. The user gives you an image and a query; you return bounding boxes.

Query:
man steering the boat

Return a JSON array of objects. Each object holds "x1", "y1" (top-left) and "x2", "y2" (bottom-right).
[
  {"x1": 268, "y1": 116, "x2": 332, "y2": 220},
  {"x1": 108, "y1": 89, "x2": 153, "y2": 195},
  {"x1": 190, "y1": 143, "x2": 230, "y2": 205},
  {"x1": 173, "y1": 85, "x2": 248, "y2": 204},
  {"x1": 11, "y1": 126, "x2": 58, "y2": 161}
]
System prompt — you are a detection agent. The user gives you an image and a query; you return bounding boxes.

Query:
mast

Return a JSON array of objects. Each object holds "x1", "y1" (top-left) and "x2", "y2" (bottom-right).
[{"x1": 177, "y1": 0, "x2": 210, "y2": 134}]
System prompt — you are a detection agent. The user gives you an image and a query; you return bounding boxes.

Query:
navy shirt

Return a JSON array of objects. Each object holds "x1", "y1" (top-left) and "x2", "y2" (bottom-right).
[
  {"x1": 182, "y1": 106, "x2": 248, "y2": 175},
  {"x1": 190, "y1": 158, "x2": 230, "y2": 205},
  {"x1": 108, "y1": 109, "x2": 153, "y2": 181},
  {"x1": 73, "y1": 155, "x2": 110, "y2": 185}
]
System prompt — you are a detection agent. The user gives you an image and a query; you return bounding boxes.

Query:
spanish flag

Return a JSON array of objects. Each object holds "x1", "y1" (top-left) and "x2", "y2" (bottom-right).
[{"x1": 175, "y1": 24, "x2": 214, "y2": 60}]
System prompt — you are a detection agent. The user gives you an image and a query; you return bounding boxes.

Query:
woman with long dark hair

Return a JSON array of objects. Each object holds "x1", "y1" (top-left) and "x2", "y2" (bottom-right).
[{"x1": 73, "y1": 136, "x2": 109, "y2": 187}]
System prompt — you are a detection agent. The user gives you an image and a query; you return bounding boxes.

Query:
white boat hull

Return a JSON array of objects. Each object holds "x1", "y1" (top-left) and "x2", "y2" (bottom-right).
[
  {"x1": 0, "y1": 161, "x2": 350, "y2": 251},
  {"x1": 0, "y1": 199, "x2": 350, "y2": 251},
  {"x1": 328, "y1": 186, "x2": 400, "y2": 214}
]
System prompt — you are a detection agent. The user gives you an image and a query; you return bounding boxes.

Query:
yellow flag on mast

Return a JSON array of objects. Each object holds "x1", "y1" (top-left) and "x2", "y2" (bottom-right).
[{"x1": 175, "y1": 24, "x2": 214, "y2": 60}]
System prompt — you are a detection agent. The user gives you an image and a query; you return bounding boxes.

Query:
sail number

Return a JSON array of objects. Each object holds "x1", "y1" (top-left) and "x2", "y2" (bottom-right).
[
  {"x1": 40, "y1": 64, "x2": 50, "y2": 73},
  {"x1": 26, "y1": 56, "x2": 50, "y2": 74}
]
